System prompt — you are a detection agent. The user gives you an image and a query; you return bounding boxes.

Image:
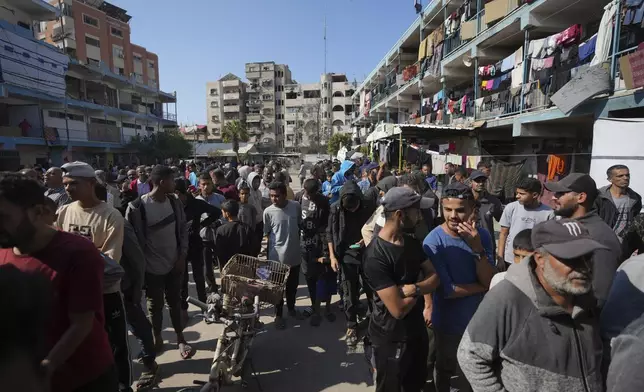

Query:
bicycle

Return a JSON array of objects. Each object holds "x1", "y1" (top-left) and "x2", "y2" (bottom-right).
[{"x1": 181, "y1": 255, "x2": 290, "y2": 392}]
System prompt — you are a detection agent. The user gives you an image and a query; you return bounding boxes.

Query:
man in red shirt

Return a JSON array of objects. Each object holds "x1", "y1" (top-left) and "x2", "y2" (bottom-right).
[{"x1": 0, "y1": 173, "x2": 116, "y2": 392}]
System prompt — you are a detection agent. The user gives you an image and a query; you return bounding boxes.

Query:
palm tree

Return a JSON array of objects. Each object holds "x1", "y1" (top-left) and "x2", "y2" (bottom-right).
[{"x1": 221, "y1": 120, "x2": 249, "y2": 163}]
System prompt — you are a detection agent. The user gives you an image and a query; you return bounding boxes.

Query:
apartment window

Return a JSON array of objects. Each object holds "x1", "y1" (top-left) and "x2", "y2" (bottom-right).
[
  {"x1": 113, "y1": 67, "x2": 124, "y2": 75},
  {"x1": 87, "y1": 58, "x2": 100, "y2": 67},
  {"x1": 133, "y1": 54, "x2": 143, "y2": 62},
  {"x1": 112, "y1": 45, "x2": 125, "y2": 59},
  {"x1": 146, "y1": 126, "x2": 155, "y2": 132},
  {"x1": 287, "y1": 120, "x2": 295, "y2": 125},
  {"x1": 83, "y1": 14, "x2": 99, "y2": 28},
  {"x1": 17, "y1": 21, "x2": 31, "y2": 30},
  {"x1": 148, "y1": 61, "x2": 155, "y2": 69},
  {"x1": 111, "y1": 27, "x2": 123, "y2": 38},
  {"x1": 85, "y1": 35, "x2": 100, "y2": 47},
  {"x1": 122, "y1": 122, "x2": 142, "y2": 129},
  {"x1": 89, "y1": 117, "x2": 117, "y2": 126},
  {"x1": 60, "y1": 3, "x2": 73, "y2": 17},
  {"x1": 48, "y1": 111, "x2": 83, "y2": 121}
]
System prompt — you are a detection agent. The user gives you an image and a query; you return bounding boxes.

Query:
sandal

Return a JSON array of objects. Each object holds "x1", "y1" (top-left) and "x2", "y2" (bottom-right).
[
  {"x1": 179, "y1": 342, "x2": 195, "y2": 360},
  {"x1": 310, "y1": 313, "x2": 322, "y2": 327},
  {"x1": 136, "y1": 362, "x2": 160, "y2": 391}
]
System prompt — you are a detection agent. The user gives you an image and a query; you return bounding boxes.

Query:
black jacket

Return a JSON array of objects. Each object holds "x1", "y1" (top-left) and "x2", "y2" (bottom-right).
[
  {"x1": 183, "y1": 194, "x2": 222, "y2": 245},
  {"x1": 215, "y1": 221, "x2": 253, "y2": 267},
  {"x1": 594, "y1": 185, "x2": 642, "y2": 232},
  {"x1": 327, "y1": 180, "x2": 375, "y2": 258}
]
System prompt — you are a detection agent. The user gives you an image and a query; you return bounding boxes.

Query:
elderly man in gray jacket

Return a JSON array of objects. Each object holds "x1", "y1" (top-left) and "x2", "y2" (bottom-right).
[{"x1": 458, "y1": 219, "x2": 606, "y2": 392}]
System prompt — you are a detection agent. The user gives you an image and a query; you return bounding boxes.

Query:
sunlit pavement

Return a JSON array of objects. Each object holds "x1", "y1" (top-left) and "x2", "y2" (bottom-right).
[{"x1": 128, "y1": 168, "x2": 374, "y2": 391}]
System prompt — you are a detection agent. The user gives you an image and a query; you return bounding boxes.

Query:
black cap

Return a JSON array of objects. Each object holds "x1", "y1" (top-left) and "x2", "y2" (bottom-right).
[
  {"x1": 531, "y1": 219, "x2": 608, "y2": 259},
  {"x1": 381, "y1": 187, "x2": 434, "y2": 212},
  {"x1": 544, "y1": 173, "x2": 598, "y2": 201},
  {"x1": 469, "y1": 170, "x2": 488, "y2": 181}
]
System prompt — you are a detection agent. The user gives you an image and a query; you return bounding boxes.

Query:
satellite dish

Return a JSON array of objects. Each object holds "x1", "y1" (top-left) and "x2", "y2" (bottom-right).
[{"x1": 463, "y1": 55, "x2": 473, "y2": 67}]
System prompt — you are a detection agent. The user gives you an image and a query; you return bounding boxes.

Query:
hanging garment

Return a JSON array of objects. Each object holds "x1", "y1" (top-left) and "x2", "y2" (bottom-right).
[
  {"x1": 466, "y1": 155, "x2": 481, "y2": 169},
  {"x1": 432, "y1": 155, "x2": 447, "y2": 175},
  {"x1": 556, "y1": 24, "x2": 582, "y2": 47},
  {"x1": 446, "y1": 154, "x2": 462, "y2": 165},
  {"x1": 514, "y1": 46, "x2": 524, "y2": 68},
  {"x1": 460, "y1": 94, "x2": 468, "y2": 114},
  {"x1": 501, "y1": 53, "x2": 515, "y2": 72},
  {"x1": 474, "y1": 97, "x2": 484, "y2": 111},
  {"x1": 579, "y1": 34, "x2": 598, "y2": 63},
  {"x1": 546, "y1": 33, "x2": 561, "y2": 56},
  {"x1": 447, "y1": 99, "x2": 456, "y2": 114},
  {"x1": 511, "y1": 64, "x2": 524, "y2": 88},
  {"x1": 591, "y1": 2, "x2": 617, "y2": 66},
  {"x1": 547, "y1": 155, "x2": 566, "y2": 181},
  {"x1": 528, "y1": 38, "x2": 547, "y2": 58},
  {"x1": 543, "y1": 56, "x2": 555, "y2": 68},
  {"x1": 418, "y1": 37, "x2": 429, "y2": 62}
]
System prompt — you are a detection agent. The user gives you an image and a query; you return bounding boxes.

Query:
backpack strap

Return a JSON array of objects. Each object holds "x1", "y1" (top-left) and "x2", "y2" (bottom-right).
[{"x1": 167, "y1": 196, "x2": 181, "y2": 249}]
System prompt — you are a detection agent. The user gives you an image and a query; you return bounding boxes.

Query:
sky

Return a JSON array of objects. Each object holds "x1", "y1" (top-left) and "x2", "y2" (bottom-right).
[{"x1": 122, "y1": 0, "x2": 424, "y2": 125}]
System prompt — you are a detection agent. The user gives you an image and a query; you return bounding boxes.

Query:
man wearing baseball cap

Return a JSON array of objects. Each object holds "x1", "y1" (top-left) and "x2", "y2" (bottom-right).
[
  {"x1": 458, "y1": 219, "x2": 605, "y2": 392},
  {"x1": 364, "y1": 187, "x2": 439, "y2": 392},
  {"x1": 468, "y1": 170, "x2": 503, "y2": 258},
  {"x1": 545, "y1": 172, "x2": 622, "y2": 308},
  {"x1": 423, "y1": 182, "x2": 496, "y2": 392}
]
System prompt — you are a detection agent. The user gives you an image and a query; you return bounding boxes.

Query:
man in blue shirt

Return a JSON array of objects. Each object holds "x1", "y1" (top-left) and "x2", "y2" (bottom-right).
[
  {"x1": 422, "y1": 163, "x2": 438, "y2": 191},
  {"x1": 329, "y1": 160, "x2": 356, "y2": 204},
  {"x1": 423, "y1": 182, "x2": 496, "y2": 392}
]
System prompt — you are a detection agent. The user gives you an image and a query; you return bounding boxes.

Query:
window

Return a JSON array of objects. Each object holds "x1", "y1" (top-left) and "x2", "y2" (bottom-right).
[
  {"x1": 111, "y1": 27, "x2": 123, "y2": 38},
  {"x1": 87, "y1": 58, "x2": 100, "y2": 67},
  {"x1": 114, "y1": 67, "x2": 124, "y2": 75},
  {"x1": 112, "y1": 45, "x2": 124, "y2": 59},
  {"x1": 83, "y1": 14, "x2": 99, "y2": 28},
  {"x1": 148, "y1": 61, "x2": 155, "y2": 69},
  {"x1": 287, "y1": 120, "x2": 295, "y2": 125},
  {"x1": 146, "y1": 126, "x2": 155, "y2": 132},
  {"x1": 89, "y1": 117, "x2": 117, "y2": 126},
  {"x1": 133, "y1": 54, "x2": 143, "y2": 62},
  {"x1": 210, "y1": 89, "x2": 218, "y2": 95},
  {"x1": 122, "y1": 122, "x2": 142, "y2": 129},
  {"x1": 17, "y1": 21, "x2": 31, "y2": 30},
  {"x1": 85, "y1": 35, "x2": 100, "y2": 47},
  {"x1": 48, "y1": 111, "x2": 83, "y2": 121}
]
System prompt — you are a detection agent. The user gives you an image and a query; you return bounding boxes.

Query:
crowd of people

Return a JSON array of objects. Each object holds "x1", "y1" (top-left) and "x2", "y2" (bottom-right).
[{"x1": 1, "y1": 155, "x2": 643, "y2": 392}]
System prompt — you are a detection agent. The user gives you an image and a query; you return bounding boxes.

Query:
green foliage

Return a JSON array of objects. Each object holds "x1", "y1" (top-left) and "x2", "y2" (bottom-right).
[
  {"x1": 221, "y1": 120, "x2": 249, "y2": 161},
  {"x1": 327, "y1": 133, "x2": 352, "y2": 157},
  {"x1": 127, "y1": 129, "x2": 191, "y2": 164}
]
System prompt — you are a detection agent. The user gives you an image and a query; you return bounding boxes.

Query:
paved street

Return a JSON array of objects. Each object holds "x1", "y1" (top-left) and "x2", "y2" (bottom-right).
[{"x1": 130, "y1": 169, "x2": 374, "y2": 391}]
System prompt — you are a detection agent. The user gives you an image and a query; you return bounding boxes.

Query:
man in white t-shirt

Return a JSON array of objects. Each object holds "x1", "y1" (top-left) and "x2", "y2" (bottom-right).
[{"x1": 497, "y1": 178, "x2": 553, "y2": 269}]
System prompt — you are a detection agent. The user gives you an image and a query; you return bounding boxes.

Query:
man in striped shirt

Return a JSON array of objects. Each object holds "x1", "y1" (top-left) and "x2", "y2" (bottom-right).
[{"x1": 44, "y1": 167, "x2": 70, "y2": 208}]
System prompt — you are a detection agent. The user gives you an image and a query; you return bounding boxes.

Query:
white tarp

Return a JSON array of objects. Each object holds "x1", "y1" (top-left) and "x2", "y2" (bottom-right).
[
  {"x1": 365, "y1": 122, "x2": 398, "y2": 142},
  {"x1": 0, "y1": 26, "x2": 69, "y2": 97},
  {"x1": 590, "y1": 118, "x2": 644, "y2": 198}
]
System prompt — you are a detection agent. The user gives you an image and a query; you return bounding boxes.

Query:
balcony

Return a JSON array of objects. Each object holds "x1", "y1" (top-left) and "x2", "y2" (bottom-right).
[
  {"x1": 247, "y1": 99, "x2": 261, "y2": 107},
  {"x1": 88, "y1": 123, "x2": 121, "y2": 143},
  {"x1": 222, "y1": 80, "x2": 240, "y2": 88},
  {"x1": 247, "y1": 114, "x2": 261, "y2": 122},
  {"x1": 262, "y1": 94, "x2": 273, "y2": 101},
  {"x1": 247, "y1": 84, "x2": 260, "y2": 92},
  {"x1": 223, "y1": 92, "x2": 240, "y2": 101},
  {"x1": 247, "y1": 71, "x2": 260, "y2": 79},
  {"x1": 224, "y1": 105, "x2": 240, "y2": 113}
]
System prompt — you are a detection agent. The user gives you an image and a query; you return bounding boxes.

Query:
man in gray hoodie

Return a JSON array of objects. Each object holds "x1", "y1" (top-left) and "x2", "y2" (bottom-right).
[
  {"x1": 545, "y1": 173, "x2": 622, "y2": 308},
  {"x1": 458, "y1": 219, "x2": 606, "y2": 392},
  {"x1": 594, "y1": 164, "x2": 642, "y2": 241}
]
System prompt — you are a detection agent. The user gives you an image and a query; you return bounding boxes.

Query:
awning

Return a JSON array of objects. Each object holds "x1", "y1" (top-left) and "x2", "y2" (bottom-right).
[
  {"x1": 194, "y1": 142, "x2": 255, "y2": 157},
  {"x1": 365, "y1": 121, "x2": 484, "y2": 143}
]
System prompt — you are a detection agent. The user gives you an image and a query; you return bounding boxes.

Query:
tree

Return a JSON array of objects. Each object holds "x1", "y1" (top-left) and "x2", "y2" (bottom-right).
[
  {"x1": 327, "y1": 133, "x2": 352, "y2": 157},
  {"x1": 127, "y1": 129, "x2": 192, "y2": 164},
  {"x1": 221, "y1": 120, "x2": 249, "y2": 162}
]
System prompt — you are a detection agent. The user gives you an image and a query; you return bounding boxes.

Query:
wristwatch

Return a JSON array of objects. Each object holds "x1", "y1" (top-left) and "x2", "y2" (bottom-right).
[
  {"x1": 414, "y1": 284, "x2": 421, "y2": 298},
  {"x1": 473, "y1": 251, "x2": 487, "y2": 261}
]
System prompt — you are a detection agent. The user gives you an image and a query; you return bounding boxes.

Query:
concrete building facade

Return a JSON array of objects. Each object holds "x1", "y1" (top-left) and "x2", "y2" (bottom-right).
[
  {"x1": 206, "y1": 73, "x2": 247, "y2": 142},
  {"x1": 0, "y1": 0, "x2": 177, "y2": 169}
]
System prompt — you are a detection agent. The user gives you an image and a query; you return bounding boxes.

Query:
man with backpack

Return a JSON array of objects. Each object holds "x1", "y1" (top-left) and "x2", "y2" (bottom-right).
[{"x1": 125, "y1": 166, "x2": 193, "y2": 361}]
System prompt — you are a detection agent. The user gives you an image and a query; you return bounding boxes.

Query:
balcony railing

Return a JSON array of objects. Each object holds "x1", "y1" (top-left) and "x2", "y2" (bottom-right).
[
  {"x1": 223, "y1": 93, "x2": 240, "y2": 101},
  {"x1": 247, "y1": 114, "x2": 261, "y2": 122},
  {"x1": 224, "y1": 105, "x2": 240, "y2": 113}
]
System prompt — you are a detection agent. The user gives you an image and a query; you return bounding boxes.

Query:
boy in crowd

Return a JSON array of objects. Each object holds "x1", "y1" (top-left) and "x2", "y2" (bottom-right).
[
  {"x1": 489, "y1": 229, "x2": 533, "y2": 289},
  {"x1": 197, "y1": 172, "x2": 226, "y2": 291},
  {"x1": 245, "y1": 172, "x2": 264, "y2": 256},
  {"x1": 498, "y1": 178, "x2": 554, "y2": 270},
  {"x1": 322, "y1": 170, "x2": 333, "y2": 198},
  {"x1": 264, "y1": 182, "x2": 303, "y2": 329},
  {"x1": 215, "y1": 200, "x2": 253, "y2": 271}
]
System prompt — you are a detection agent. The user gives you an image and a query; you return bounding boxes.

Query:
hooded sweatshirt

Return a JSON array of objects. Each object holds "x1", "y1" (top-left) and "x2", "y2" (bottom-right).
[
  {"x1": 329, "y1": 160, "x2": 356, "y2": 204},
  {"x1": 594, "y1": 185, "x2": 642, "y2": 238},
  {"x1": 457, "y1": 256, "x2": 603, "y2": 392},
  {"x1": 327, "y1": 180, "x2": 375, "y2": 262},
  {"x1": 246, "y1": 172, "x2": 264, "y2": 224}
]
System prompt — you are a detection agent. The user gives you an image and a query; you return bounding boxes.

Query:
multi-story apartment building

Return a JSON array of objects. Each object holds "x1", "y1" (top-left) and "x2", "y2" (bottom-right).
[
  {"x1": 206, "y1": 73, "x2": 246, "y2": 142},
  {"x1": 284, "y1": 73, "x2": 355, "y2": 151},
  {"x1": 0, "y1": 0, "x2": 177, "y2": 170},
  {"x1": 351, "y1": 0, "x2": 641, "y2": 176},
  {"x1": 245, "y1": 61, "x2": 292, "y2": 149}
]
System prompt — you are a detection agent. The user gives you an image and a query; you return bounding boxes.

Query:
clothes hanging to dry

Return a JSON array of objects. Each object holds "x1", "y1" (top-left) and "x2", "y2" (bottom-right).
[{"x1": 547, "y1": 154, "x2": 566, "y2": 180}]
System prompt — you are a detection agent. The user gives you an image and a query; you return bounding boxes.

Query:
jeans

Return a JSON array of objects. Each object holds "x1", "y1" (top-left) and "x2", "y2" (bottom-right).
[
  {"x1": 341, "y1": 262, "x2": 373, "y2": 329},
  {"x1": 122, "y1": 287, "x2": 156, "y2": 368},
  {"x1": 103, "y1": 292, "x2": 132, "y2": 392},
  {"x1": 373, "y1": 331, "x2": 429, "y2": 392},
  {"x1": 203, "y1": 241, "x2": 217, "y2": 291},
  {"x1": 181, "y1": 242, "x2": 207, "y2": 309},
  {"x1": 427, "y1": 326, "x2": 437, "y2": 385},
  {"x1": 145, "y1": 267, "x2": 184, "y2": 337},
  {"x1": 434, "y1": 331, "x2": 472, "y2": 392},
  {"x1": 276, "y1": 265, "x2": 300, "y2": 318},
  {"x1": 72, "y1": 365, "x2": 118, "y2": 392}
]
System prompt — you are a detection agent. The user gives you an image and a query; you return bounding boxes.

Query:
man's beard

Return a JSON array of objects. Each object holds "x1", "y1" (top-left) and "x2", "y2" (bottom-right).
[
  {"x1": 542, "y1": 259, "x2": 592, "y2": 296},
  {"x1": 0, "y1": 218, "x2": 36, "y2": 249},
  {"x1": 554, "y1": 204, "x2": 578, "y2": 218}
]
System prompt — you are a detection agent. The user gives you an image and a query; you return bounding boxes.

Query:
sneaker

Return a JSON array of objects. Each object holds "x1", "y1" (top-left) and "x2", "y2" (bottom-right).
[{"x1": 345, "y1": 328, "x2": 359, "y2": 346}]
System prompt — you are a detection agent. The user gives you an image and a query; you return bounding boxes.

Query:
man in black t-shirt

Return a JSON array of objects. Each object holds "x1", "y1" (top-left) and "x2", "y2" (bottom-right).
[{"x1": 364, "y1": 187, "x2": 440, "y2": 392}]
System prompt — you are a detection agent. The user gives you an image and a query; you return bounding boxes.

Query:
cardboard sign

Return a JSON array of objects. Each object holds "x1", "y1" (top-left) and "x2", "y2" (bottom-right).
[{"x1": 550, "y1": 65, "x2": 610, "y2": 114}]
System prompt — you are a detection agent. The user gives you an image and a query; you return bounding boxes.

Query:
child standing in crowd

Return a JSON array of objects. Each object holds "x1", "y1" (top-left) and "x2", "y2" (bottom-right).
[
  {"x1": 497, "y1": 178, "x2": 554, "y2": 270},
  {"x1": 322, "y1": 170, "x2": 333, "y2": 198},
  {"x1": 489, "y1": 229, "x2": 533, "y2": 289},
  {"x1": 214, "y1": 200, "x2": 253, "y2": 271}
]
